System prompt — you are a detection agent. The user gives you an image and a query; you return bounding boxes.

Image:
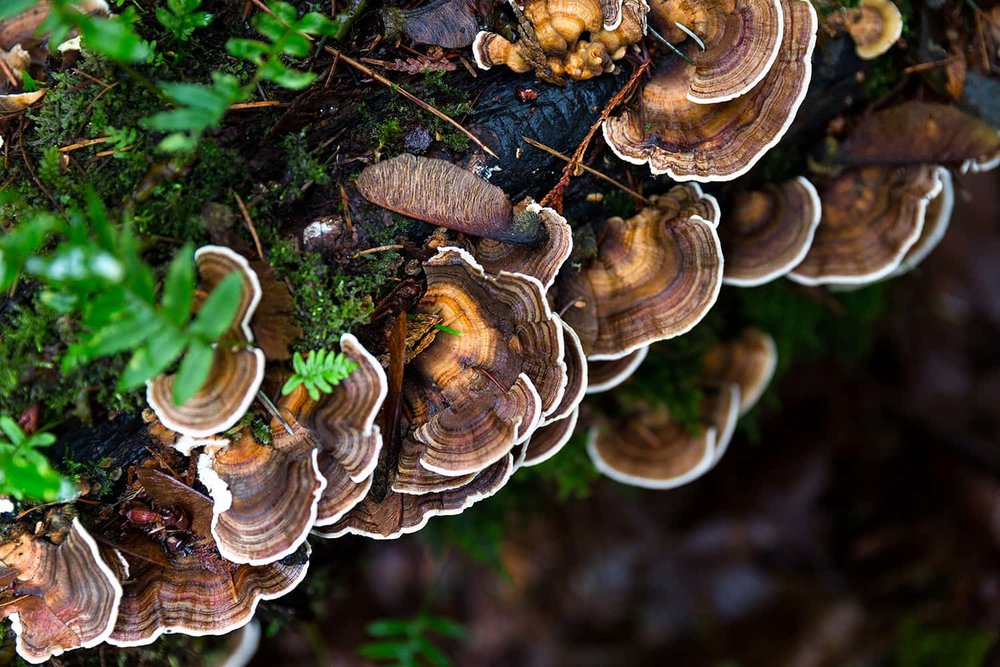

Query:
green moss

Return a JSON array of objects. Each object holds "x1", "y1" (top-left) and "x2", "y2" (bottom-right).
[
  {"x1": 281, "y1": 129, "x2": 332, "y2": 190},
  {"x1": 267, "y1": 239, "x2": 392, "y2": 350},
  {"x1": 863, "y1": 55, "x2": 905, "y2": 101},
  {"x1": 61, "y1": 456, "x2": 117, "y2": 499},
  {"x1": 0, "y1": 294, "x2": 143, "y2": 422}
]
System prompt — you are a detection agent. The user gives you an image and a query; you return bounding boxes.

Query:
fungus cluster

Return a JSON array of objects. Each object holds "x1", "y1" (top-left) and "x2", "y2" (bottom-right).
[
  {"x1": 472, "y1": 0, "x2": 648, "y2": 82},
  {"x1": 588, "y1": 329, "x2": 776, "y2": 488},
  {"x1": 602, "y1": 0, "x2": 818, "y2": 181}
]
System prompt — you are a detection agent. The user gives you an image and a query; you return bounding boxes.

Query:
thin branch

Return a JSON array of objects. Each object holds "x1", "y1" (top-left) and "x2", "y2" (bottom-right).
[
  {"x1": 524, "y1": 137, "x2": 652, "y2": 205},
  {"x1": 233, "y1": 191, "x2": 265, "y2": 261},
  {"x1": 540, "y1": 58, "x2": 651, "y2": 210}
]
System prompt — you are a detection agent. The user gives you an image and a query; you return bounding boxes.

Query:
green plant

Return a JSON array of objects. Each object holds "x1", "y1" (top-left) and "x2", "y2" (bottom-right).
[
  {"x1": 895, "y1": 618, "x2": 996, "y2": 667},
  {"x1": 358, "y1": 615, "x2": 465, "y2": 667},
  {"x1": 0, "y1": 417, "x2": 76, "y2": 503},
  {"x1": 0, "y1": 191, "x2": 243, "y2": 406},
  {"x1": 281, "y1": 350, "x2": 357, "y2": 401},
  {"x1": 155, "y1": 0, "x2": 213, "y2": 43},
  {"x1": 144, "y1": 1, "x2": 339, "y2": 152}
]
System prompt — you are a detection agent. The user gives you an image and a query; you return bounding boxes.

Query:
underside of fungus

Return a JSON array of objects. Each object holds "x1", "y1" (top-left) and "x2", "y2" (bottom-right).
[
  {"x1": 556, "y1": 185, "x2": 724, "y2": 360},
  {"x1": 720, "y1": 177, "x2": 822, "y2": 286},
  {"x1": 602, "y1": 0, "x2": 817, "y2": 181},
  {"x1": 146, "y1": 246, "x2": 265, "y2": 438},
  {"x1": 788, "y1": 165, "x2": 946, "y2": 286},
  {"x1": 104, "y1": 469, "x2": 309, "y2": 647},
  {"x1": 827, "y1": 0, "x2": 902, "y2": 60},
  {"x1": 890, "y1": 167, "x2": 955, "y2": 278},
  {"x1": 0, "y1": 518, "x2": 122, "y2": 664},
  {"x1": 647, "y1": 0, "x2": 783, "y2": 103},
  {"x1": 586, "y1": 346, "x2": 650, "y2": 394}
]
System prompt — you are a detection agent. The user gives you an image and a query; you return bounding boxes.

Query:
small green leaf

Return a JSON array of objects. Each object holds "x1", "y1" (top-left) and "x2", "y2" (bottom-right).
[
  {"x1": 305, "y1": 381, "x2": 320, "y2": 401},
  {"x1": 413, "y1": 636, "x2": 451, "y2": 667},
  {"x1": 358, "y1": 642, "x2": 408, "y2": 659},
  {"x1": 367, "y1": 620, "x2": 413, "y2": 637},
  {"x1": 171, "y1": 341, "x2": 215, "y2": 406},
  {"x1": 0, "y1": 417, "x2": 24, "y2": 446},
  {"x1": 424, "y1": 617, "x2": 466, "y2": 639},
  {"x1": 280, "y1": 375, "x2": 305, "y2": 395},
  {"x1": 187, "y1": 271, "x2": 243, "y2": 341},
  {"x1": 0, "y1": 0, "x2": 36, "y2": 20},
  {"x1": 161, "y1": 244, "x2": 196, "y2": 326},
  {"x1": 433, "y1": 324, "x2": 464, "y2": 337},
  {"x1": 118, "y1": 330, "x2": 187, "y2": 391}
]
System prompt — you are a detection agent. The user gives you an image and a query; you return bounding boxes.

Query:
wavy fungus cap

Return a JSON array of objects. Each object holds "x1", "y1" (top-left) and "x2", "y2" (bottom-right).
[
  {"x1": 788, "y1": 164, "x2": 945, "y2": 286},
  {"x1": 105, "y1": 469, "x2": 308, "y2": 647},
  {"x1": 890, "y1": 166, "x2": 954, "y2": 277},
  {"x1": 603, "y1": 0, "x2": 817, "y2": 181},
  {"x1": 721, "y1": 177, "x2": 821, "y2": 286},
  {"x1": 395, "y1": 247, "x2": 566, "y2": 478},
  {"x1": 586, "y1": 346, "x2": 649, "y2": 394},
  {"x1": 834, "y1": 0, "x2": 902, "y2": 60},
  {"x1": 472, "y1": 0, "x2": 646, "y2": 81},
  {"x1": 0, "y1": 518, "x2": 121, "y2": 664},
  {"x1": 586, "y1": 382, "x2": 740, "y2": 489},
  {"x1": 146, "y1": 246, "x2": 265, "y2": 439},
  {"x1": 556, "y1": 185, "x2": 723, "y2": 360},
  {"x1": 647, "y1": 0, "x2": 783, "y2": 103}
]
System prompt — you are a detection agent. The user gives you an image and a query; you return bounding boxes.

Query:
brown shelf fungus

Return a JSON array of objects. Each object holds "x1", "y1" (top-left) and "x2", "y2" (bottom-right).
[
  {"x1": 555, "y1": 186, "x2": 724, "y2": 360},
  {"x1": 104, "y1": 469, "x2": 308, "y2": 647},
  {"x1": 316, "y1": 452, "x2": 516, "y2": 540},
  {"x1": 720, "y1": 177, "x2": 822, "y2": 287},
  {"x1": 702, "y1": 328, "x2": 778, "y2": 416},
  {"x1": 196, "y1": 334, "x2": 386, "y2": 564},
  {"x1": 826, "y1": 0, "x2": 902, "y2": 60},
  {"x1": 0, "y1": 518, "x2": 122, "y2": 664},
  {"x1": 586, "y1": 346, "x2": 649, "y2": 394},
  {"x1": 603, "y1": 0, "x2": 817, "y2": 181},
  {"x1": 471, "y1": 0, "x2": 647, "y2": 81},
  {"x1": 396, "y1": 247, "x2": 565, "y2": 478},
  {"x1": 587, "y1": 383, "x2": 740, "y2": 489},
  {"x1": 787, "y1": 165, "x2": 946, "y2": 286},
  {"x1": 890, "y1": 167, "x2": 955, "y2": 278},
  {"x1": 647, "y1": 0, "x2": 783, "y2": 103},
  {"x1": 146, "y1": 246, "x2": 265, "y2": 439}
]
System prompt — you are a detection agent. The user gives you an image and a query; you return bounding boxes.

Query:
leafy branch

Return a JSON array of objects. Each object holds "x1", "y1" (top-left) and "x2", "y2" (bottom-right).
[
  {"x1": 281, "y1": 350, "x2": 357, "y2": 401},
  {"x1": 155, "y1": 0, "x2": 213, "y2": 43},
  {"x1": 143, "y1": 1, "x2": 338, "y2": 152},
  {"x1": 0, "y1": 417, "x2": 76, "y2": 504},
  {"x1": 0, "y1": 191, "x2": 243, "y2": 406},
  {"x1": 358, "y1": 615, "x2": 465, "y2": 667}
]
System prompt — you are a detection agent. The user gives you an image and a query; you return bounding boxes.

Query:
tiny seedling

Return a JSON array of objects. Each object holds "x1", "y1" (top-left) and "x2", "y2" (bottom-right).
[
  {"x1": 282, "y1": 349, "x2": 358, "y2": 401},
  {"x1": 0, "y1": 417, "x2": 76, "y2": 503},
  {"x1": 155, "y1": 0, "x2": 213, "y2": 43}
]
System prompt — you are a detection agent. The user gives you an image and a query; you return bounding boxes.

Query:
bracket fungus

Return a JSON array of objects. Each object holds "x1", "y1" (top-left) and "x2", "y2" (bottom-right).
[
  {"x1": 0, "y1": 518, "x2": 122, "y2": 664},
  {"x1": 104, "y1": 469, "x2": 308, "y2": 647},
  {"x1": 471, "y1": 0, "x2": 647, "y2": 81},
  {"x1": 522, "y1": 318, "x2": 588, "y2": 466},
  {"x1": 470, "y1": 199, "x2": 574, "y2": 292},
  {"x1": 397, "y1": 247, "x2": 564, "y2": 477},
  {"x1": 195, "y1": 333, "x2": 385, "y2": 564},
  {"x1": 720, "y1": 177, "x2": 822, "y2": 287},
  {"x1": 890, "y1": 167, "x2": 954, "y2": 278},
  {"x1": 788, "y1": 165, "x2": 946, "y2": 286},
  {"x1": 586, "y1": 346, "x2": 649, "y2": 394},
  {"x1": 603, "y1": 0, "x2": 817, "y2": 181},
  {"x1": 647, "y1": 0, "x2": 783, "y2": 103},
  {"x1": 146, "y1": 246, "x2": 265, "y2": 439},
  {"x1": 587, "y1": 382, "x2": 740, "y2": 489},
  {"x1": 826, "y1": 0, "x2": 902, "y2": 60},
  {"x1": 702, "y1": 328, "x2": 777, "y2": 416},
  {"x1": 555, "y1": 185, "x2": 723, "y2": 360}
]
